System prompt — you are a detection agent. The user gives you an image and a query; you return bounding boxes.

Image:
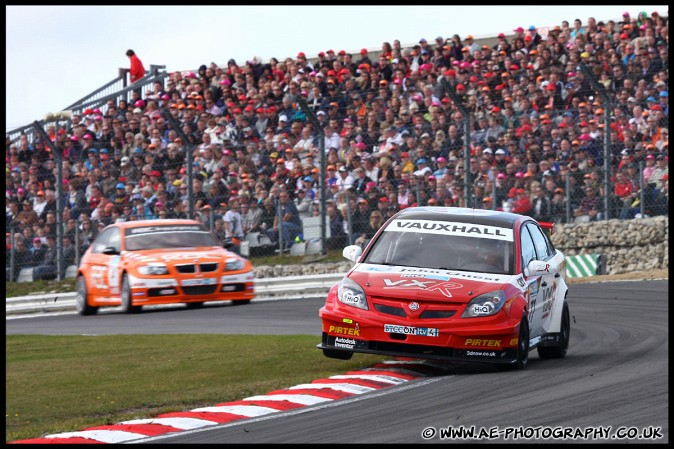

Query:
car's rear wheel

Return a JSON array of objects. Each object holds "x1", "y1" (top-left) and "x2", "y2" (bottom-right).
[
  {"x1": 231, "y1": 299, "x2": 251, "y2": 306},
  {"x1": 185, "y1": 302, "x2": 204, "y2": 309},
  {"x1": 496, "y1": 315, "x2": 529, "y2": 370},
  {"x1": 75, "y1": 275, "x2": 98, "y2": 316},
  {"x1": 120, "y1": 273, "x2": 142, "y2": 314},
  {"x1": 323, "y1": 348, "x2": 353, "y2": 360},
  {"x1": 538, "y1": 301, "x2": 570, "y2": 359}
]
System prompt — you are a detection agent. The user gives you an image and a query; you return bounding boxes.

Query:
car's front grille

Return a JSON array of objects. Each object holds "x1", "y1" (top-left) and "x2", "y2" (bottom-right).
[
  {"x1": 372, "y1": 299, "x2": 459, "y2": 319},
  {"x1": 176, "y1": 263, "x2": 218, "y2": 273},
  {"x1": 200, "y1": 263, "x2": 218, "y2": 272},
  {"x1": 420, "y1": 310, "x2": 456, "y2": 318},
  {"x1": 175, "y1": 264, "x2": 196, "y2": 274},
  {"x1": 374, "y1": 304, "x2": 406, "y2": 317},
  {"x1": 182, "y1": 285, "x2": 218, "y2": 295}
]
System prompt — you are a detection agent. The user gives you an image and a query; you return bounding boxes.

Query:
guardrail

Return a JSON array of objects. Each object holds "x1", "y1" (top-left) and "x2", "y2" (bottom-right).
[{"x1": 5, "y1": 273, "x2": 346, "y2": 316}]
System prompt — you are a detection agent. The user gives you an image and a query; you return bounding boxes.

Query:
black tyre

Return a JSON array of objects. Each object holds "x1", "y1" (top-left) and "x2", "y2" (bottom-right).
[
  {"x1": 231, "y1": 299, "x2": 251, "y2": 306},
  {"x1": 322, "y1": 348, "x2": 353, "y2": 360},
  {"x1": 185, "y1": 302, "x2": 204, "y2": 309},
  {"x1": 120, "y1": 273, "x2": 142, "y2": 314},
  {"x1": 75, "y1": 275, "x2": 98, "y2": 316},
  {"x1": 538, "y1": 301, "x2": 570, "y2": 359},
  {"x1": 496, "y1": 315, "x2": 529, "y2": 370}
]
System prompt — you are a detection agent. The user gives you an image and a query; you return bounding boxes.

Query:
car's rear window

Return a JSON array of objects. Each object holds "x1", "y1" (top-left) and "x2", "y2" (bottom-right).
[
  {"x1": 124, "y1": 225, "x2": 218, "y2": 251},
  {"x1": 362, "y1": 218, "x2": 515, "y2": 275}
]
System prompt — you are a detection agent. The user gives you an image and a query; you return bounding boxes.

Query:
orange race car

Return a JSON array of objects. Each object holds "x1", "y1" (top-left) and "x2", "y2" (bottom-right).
[{"x1": 75, "y1": 219, "x2": 255, "y2": 315}]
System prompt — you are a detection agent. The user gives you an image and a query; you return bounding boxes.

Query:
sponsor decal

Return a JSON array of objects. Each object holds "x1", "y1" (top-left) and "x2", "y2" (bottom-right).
[
  {"x1": 401, "y1": 273, "x2": 450, "y2": 281},
  {"x1": 362, "y1": 265, "x2": 393, "y2": 272},
  {"x1": 516, "y1": 275, "x2": 526, "y2": 288},
  {"x1": 356, "y1": 265, "x2": 505, "y2": 283},
  {"x1": 342, "y1": 318, "x2": 353, "y2": 324},
  {"x1": 132, "y1": 292, "x2": 145, "y2": 297},
  {"x1": 466, "y1": 350, "x2": 497, "y2": 357},
  {"x1": 401, "y1": 267, "x2": 450, "y2": 274},
  {"x1": 334, "y1": 337, "x2": 358, "y2": 349},
  {"x1": 129, "y1": 225, "x2": 203, "y2": 235},
  {"x1": 464, "y1": 338, "x2": 502, "y2": 348},
  {"x1": 509, "y1": 338, "x2": 519, "y2": 346},
  {"x1": 541, "y1": 280, "x2": 558, "y2": 320},
  {"x1": 384, "y1": 324, "x2": 439, "y2": 337},
  {"x1": 181, "y1": 278, "x2": 216, "y2": 286},
  {"x1": 329, "y1": 325, "x2": 360, "y2": 336},
  {"x1": 383, "y1": 279, "x2": 463, "y2": 298},
  {"x1": 386, "y1": 219, "x2": 513, "y2": 241}
]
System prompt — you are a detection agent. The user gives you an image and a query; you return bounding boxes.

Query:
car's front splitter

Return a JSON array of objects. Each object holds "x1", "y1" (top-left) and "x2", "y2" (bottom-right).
[{"x1": 319, "y1": 308, "x2": 521, "y2": 364}]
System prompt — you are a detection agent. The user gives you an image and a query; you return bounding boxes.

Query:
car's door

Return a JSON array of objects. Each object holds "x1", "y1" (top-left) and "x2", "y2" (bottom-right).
[
  {"x1": 86, "y1": 229, "x2": 112, "y2": 299},
  {"x1": 523, "y1": 222, "x2": 558, "y2": 338},
  {"x1": 87, "y1": 227, "x2": 122, "y2": 301}
]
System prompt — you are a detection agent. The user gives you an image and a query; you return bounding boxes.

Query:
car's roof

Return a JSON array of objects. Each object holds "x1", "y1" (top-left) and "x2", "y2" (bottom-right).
[
  {"x1": 110, "y1": 219, "x2": 204, "y2": 229},
  {"x1": 395, "y1": 207, "x2": 530, "y2": 228}
]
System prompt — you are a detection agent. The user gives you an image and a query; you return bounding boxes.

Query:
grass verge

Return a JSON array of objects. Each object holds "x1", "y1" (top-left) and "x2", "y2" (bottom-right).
[{"x1": 6, "y1": 334, "x2": 386, "y2": 442}]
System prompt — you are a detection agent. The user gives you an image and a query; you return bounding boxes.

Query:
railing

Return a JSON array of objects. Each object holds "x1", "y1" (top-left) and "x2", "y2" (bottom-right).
[
  {"x1": 5, "y1": 273, "x2": 344, "y2": 316},
  {"x1": 6, "y1": 65, "x2": 168, "y2": 145}
]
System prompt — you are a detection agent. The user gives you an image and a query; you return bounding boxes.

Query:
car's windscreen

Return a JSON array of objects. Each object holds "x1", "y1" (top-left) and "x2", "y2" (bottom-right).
[
  {"x1": 124, "y1": 225, "x2": 218, "y2": 251},
  {"x1": 363, "y1": 218, "x2": 515, "y2": 275}
]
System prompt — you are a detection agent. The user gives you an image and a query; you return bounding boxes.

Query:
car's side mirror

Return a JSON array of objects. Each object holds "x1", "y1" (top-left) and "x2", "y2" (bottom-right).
[
  {"x1": 102, "y1": 246, "x2": 119, "y2": 255},
  {"x1": 343, "y1": 245, "x2": 362, "y2": 263},
  {"x1": 525, "y1": 259, "x2": 558, "y2": 277}
]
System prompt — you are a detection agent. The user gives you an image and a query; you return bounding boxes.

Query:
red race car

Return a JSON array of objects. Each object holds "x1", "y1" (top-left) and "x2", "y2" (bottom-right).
[{"x1": 318, "y1": 207, "x2": 570, "y2": 369}]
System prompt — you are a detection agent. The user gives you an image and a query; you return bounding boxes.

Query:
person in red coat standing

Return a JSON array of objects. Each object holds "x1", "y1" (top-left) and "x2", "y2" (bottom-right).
[{"x1": 126, "y1": 49, "x2": 145, "y2": 84}]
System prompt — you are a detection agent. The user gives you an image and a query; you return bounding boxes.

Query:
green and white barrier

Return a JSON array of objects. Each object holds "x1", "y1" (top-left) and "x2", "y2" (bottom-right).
[{"x1": 566, "y1": 254, "x2": 603, "y2": 278}]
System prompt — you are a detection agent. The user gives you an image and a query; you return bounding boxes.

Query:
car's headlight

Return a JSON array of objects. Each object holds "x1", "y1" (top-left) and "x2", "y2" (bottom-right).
[
  {"x1": 461, "y1": 290, "x2": 506, "y2": 318},
  {"x1": 337, "y1": 277, "x2": 368, "y2": 310},
  {"x1": 224, "y1": 258, "x2": 245, "y2": 271},
  {"x1": 137, "y1": 263, "x2": 169, "y2": 275}
]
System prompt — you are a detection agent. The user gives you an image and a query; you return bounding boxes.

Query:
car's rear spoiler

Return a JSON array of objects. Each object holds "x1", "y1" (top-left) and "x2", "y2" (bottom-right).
[{"x1": 539, "y1": 221, "x2": 555, "y2": 235}]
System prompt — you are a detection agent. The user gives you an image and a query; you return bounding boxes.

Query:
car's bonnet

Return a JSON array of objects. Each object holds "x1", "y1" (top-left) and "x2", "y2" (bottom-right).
[
  {"x1": 123, "y1": 247, "x2": 228, "y2": 264},
  {"x1": 348, "y1": 263, "x2": 514, "y2": 303}
]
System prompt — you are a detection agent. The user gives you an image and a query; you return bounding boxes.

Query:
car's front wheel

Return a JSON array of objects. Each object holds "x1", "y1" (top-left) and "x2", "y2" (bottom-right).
[
  {"x1": 75, "y1": 275, "x2": 98, "y2": 316},
  {"x1": 120, "y1": 273, "x2": 142, "y2": 314},
  {"x1": 538, "y1": 301, "x2": 570, "y2": 359},
  {"x1": 497, "y1": 315, "x2": 529, "y2": 370},
  {"x1": 322, "y1": 348, "x2": 353, "y2": 360}
]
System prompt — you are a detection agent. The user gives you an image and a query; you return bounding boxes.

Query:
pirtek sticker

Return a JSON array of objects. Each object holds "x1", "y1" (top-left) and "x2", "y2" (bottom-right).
[
  {"x1": 329, "y1": 325, "x2": 360, "y2": 336},
  {"x1": 464, "y1": 339, "x2": 502, "y2": 347},
  {"x1": 386, "y1": 219, "x2": 514, "y2": 241}
]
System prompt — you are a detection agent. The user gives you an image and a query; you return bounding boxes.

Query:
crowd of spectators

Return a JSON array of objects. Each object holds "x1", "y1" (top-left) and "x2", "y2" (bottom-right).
[{"x1": 6, "y1": 10, "x2": 670, "y2": 279}]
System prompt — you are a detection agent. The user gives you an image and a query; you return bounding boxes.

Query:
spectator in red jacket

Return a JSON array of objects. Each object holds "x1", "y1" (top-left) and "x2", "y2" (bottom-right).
[
  {"x1": 510, "y1": 188, "x2": 533, "y2": 216},
  {"x1": 126, "y1": 49, "x2": 145, "y2": 84}
]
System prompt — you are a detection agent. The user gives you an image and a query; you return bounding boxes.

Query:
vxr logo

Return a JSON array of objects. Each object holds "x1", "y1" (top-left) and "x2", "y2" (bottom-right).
[{"x1": 383, "y1": 279, "x2": 462, "y2": 297}]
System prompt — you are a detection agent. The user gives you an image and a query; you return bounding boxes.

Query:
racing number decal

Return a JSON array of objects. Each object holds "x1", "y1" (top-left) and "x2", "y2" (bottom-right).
[
  {"x1": 90, "y1": 266, "x2": 107, "y2": 290},
  {"x1": 108, "y1": 256, "x2": 121, "y2": 295}
]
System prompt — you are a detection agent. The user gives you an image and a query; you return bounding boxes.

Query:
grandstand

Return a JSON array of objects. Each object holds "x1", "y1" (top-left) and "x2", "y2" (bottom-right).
[{"x1": 6, "y1": 9, "x2": 669, "y2": 281}]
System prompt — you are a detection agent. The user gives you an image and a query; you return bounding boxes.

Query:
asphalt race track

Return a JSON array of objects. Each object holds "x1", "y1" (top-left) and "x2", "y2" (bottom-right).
[{"x1": 6, "y1": 280, "x2": 668, "y2": 444}]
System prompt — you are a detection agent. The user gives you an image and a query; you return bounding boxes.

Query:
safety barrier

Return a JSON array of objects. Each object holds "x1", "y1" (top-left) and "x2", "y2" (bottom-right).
[
  {"x1": 5, "y1": 273, "x2": 344, "y2": 316},
  {"x1": 6, "y1": 254, "x2": 608, "y2": 315},
  {"x1": 565, "y1": 254, "x2": 603, "y2": 278}
]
